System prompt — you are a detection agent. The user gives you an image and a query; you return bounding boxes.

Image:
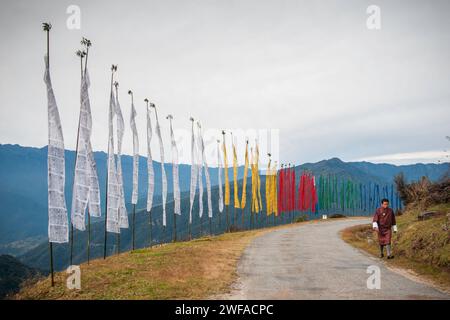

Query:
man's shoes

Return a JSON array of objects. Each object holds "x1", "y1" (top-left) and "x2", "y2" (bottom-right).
[
  {"x1": 380, "y1": 253, "x2": 384, "y2": 258},
  {"x1": 387, "y1": 255, "x2": 394, "y2": 259}
]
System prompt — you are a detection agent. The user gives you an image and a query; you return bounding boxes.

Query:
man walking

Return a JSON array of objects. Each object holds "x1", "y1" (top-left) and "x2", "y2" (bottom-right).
[{"x1": 372, "y1": 198, "x2": 398, "y2": 259}]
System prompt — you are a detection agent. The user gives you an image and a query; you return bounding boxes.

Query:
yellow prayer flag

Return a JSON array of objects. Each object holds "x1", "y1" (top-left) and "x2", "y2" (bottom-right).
[
  {"x1": 255, "y1": 143, "x2": 262, "y2": 212},
  {"x1": 232, "y1": 138, "x2": 240, "y2": 209},
  {"x1": 265, "y1": 159, "x2": 272, "y2": 215},
  {"x1": 240, "y1": 141, "x2": 249, "y2": 208}
]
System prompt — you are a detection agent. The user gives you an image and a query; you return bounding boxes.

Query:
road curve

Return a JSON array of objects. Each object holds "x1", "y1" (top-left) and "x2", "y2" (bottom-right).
[{"x1": 221, "y1": 218, "x2": 449, "y2": 300}]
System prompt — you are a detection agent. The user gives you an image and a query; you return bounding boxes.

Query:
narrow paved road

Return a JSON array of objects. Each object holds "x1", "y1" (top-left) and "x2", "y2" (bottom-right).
[{"x1": 222, "y1": 218, "x2": 449, "y2": 299}]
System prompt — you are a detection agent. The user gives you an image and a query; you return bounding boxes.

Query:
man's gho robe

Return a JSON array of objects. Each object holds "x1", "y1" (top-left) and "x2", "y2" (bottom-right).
[{"x1": 372, "y1": 207, "x2": 397, "y2": 245}]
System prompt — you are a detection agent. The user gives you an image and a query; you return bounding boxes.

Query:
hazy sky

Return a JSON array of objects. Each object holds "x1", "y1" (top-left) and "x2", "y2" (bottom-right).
[{"x1": 0, "y1": 0, "x2": 449, "y2": 165}]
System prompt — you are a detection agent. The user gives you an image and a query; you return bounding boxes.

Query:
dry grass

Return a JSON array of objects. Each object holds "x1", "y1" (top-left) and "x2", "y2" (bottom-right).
[
  {"x1": 15, "y1": 219, "x2": 322, "y2": 300},
  {"x1": 341, "y1": 203, "x2": 450, "y2": 293}
]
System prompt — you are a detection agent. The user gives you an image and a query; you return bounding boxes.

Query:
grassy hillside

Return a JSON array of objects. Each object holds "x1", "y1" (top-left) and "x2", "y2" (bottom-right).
[
  {"x1": 0, "y1": 255, "x2": 41, "y2": 299},
  {"x1": 342, "y1": 202, "x2": 450, "y2": 291},
  {"x1": 15, "y1": 222, "x2": 305, "y2": 300}
]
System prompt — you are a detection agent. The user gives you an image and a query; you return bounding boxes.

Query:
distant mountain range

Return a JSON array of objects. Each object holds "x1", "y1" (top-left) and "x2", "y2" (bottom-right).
[{"x1": 0, "y1": 143, "x2": 448, "y2": 261}]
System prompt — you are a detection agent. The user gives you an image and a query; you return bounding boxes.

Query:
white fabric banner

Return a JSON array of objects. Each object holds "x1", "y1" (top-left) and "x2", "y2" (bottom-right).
[
  {"x1": 188, "y1": 120, "x2": 198, "y2": 224},
  {"x1": 168, "y1": 116, "x2": 181, "y2": 215},
  {"x1": 217, "y1": 141, "x2": 224, "y2": 213},
  {"x1": 115, "y1": 90, "x2": 128, "y2": 228},
  {"x1": 86, "y1": 143, "x2": 101, "y2": 218},
  {"x1": 45, "y1": 56, "x2": 69, "y2": 243},
  {"x1": 84, "y1": 71, "x2": 101, "y2": 218},
  {"x1": 154, "y1": 111, "x2": 167, "y2": 226},
  {"x1": 198, "y1": 124, "x2": 212, "y2": 218},
  {"x1": 71, "y1": 69, "x2": 101, "y2": 231},
  {"x1": 196, "y1": 125, "x2": 203, "y2": 218},
  {"x1": 106, "y1": 89, "x2": 120, "y2": 234},
  {"x1": 130, "y1": 99, "x2": 139, "y2": 205},
  {"x1": 146, "y1": 105, "x2": 155, "y2": 212}
]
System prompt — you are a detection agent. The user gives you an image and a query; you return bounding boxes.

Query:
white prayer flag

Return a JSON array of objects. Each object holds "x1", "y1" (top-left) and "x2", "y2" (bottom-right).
[
  {"x1": 45, "y1": 56, "x2": 69, "y2": 243},
  {"x1": 217, "y1": 140, "x2": 224, "y2": 213},
  {"x1": 106, "y1": 88, "x2": 120, "y2": 234},
  {"x1": 188, "y1": 119, "x2": 198, "y2": 224},
  {"x1": 146, "y1": 103, "x2": 155, "y2": 212},
  {"x1": 130, "y1": 97, "x2": 139, "y2": 205},
  {"x1": 196, "y1": 125, "x2": 204, "y2": 218},
  {"x1": 168, "y1": 115, "x2": 181, "y2": 215},
  {"x1": 115, "y1": 87, "x2": 128, "y2": 228},
  {"x1": 154, "y1": 108, "x2": 167, "y2": 226},
  {"x1": 71, "y1": 69, "x2": 101, "y2": 231},
  {"x1": 198, "y1": 123, "x2": 212, "y2": 218}
]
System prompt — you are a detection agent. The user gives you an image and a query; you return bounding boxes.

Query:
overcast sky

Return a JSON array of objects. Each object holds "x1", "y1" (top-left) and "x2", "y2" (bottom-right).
[{"x1": 0, "y1": 0, "x2": 449, "y2": 166}]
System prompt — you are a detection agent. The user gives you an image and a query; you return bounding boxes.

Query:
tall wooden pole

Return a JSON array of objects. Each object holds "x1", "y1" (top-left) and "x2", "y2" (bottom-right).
[
  {"x1": 149, "y1": 210, "x2": 153, "y2": 248},
  {"x1": 173, "y1": 211, "x2": 177, "y2": 242},
  {"x1": 81, "y1": 40, "x2": 92, "y2": 261},
  {"x1": 43, "y1": 22, "x2": 54, "y2": 286},
  {"x1": 129, "y1": 90, "x2": 136, "y2": 251},
  {"x1": 103, "y1": 65, "x2": 116, "y2": 259},
  {"x1": 132, "y1": 203, "x2": 136, "y2": 250},
  {"x1": 226, "y1": 205, "x2": 229, "y2": 232},
  {"x1": 167, "y1": 114, "x2": 177, "y2": 243},
  {"x1": 209, "y1": 216, "x2": 212, "y2": 236},
  {"x1": 87, "y1": 211, "x2": 91, "y2": 263},
  {"x1": 117, "y1": 233, "x2": 120, "y2": 254},
  {"x1": 144, "y1": 99, "x2": 153, "y2": 248},
  {"x1": 69, "y1": 46, "x2": 88, "y2": 267}
]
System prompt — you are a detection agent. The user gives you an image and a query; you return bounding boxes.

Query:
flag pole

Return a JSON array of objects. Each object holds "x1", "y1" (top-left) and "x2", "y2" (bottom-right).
[
  {"x1": 79, "y1": 39, "x2": 92, "y2": 263},
  {"x1": 43, "y1": 22, "x2": 55, "y2": 286},
  {"x1": 167, "y1": 114, "x2": 178, "y2": 243},
  {"x1": 43, "y1": 21, "x2": 58, "y2": 287},
  {"x1": 115, "y1": 81, "x2": 121, "y2": 256},
  {"x1": 69, "y1": 40, "x2": 90, "y2": 266},
  {"x1": 76, "y1": 48, "x2": 91, "y2": 265},
  {"x1": 149, "y1": 210, "x2": 153, "y2": 247},
  {"x1": 87, "y1": 212, "x2": 91, "y2": 263},
  {"x1": 222, "y1": 130, "x2": 230, "y2": 233},
  {"x1": 128, "y1": 90, "x2": 136, "y2": 251},
  {"x1": 104, "y1": 65, "x2": 117, "y2": 259},
  {"x1": 132, "y1": 203, "x2": 136, "y2": 250},
  {"x1": 144, "y1": 99, "x2": 153, "y2": 248}
]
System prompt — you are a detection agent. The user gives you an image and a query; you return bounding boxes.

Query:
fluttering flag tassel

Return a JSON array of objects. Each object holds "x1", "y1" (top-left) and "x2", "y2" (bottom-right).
[
  {"x1": 115, "y1": 83, "x2": 128, "y2": 233},
  {"x1": 197, "y1": 124, "x2": 204, "y2": 229},
  {"x1": 145, "y1": 99, "x2": 155, "y2": 247},
  {"x1": 240, "y1": 140, "x2": 249, "y2": 228},
  {"x1": 222, "y1": 130, "x2": 230, "y2": 231},
  {"x1": 128, "y1": 90, "x2": 138, "y2": 250},
  {"x1": 43, "y1": 22, "x2": 68, "y2": 286},
  {"x1": 231, "y1": 133, "x2": 240, "y2": 228},
  {"x1": 152, "y1": 104, "x2": 167, "y2": 231},
  {"x1": 104, "y1": 65, "x2": 121, "y2": 260},
  {"x1": 114, "y1": 82, "x2": 128, "y2": 255},
  {"x1": 71, "y1": 42, "x2": 99, "y2": 264},
  {"x1": 167, "y1": 114, "x2": 180, "y2": 242},
  {"x1": 188, "y1": 118, "x2": 198, "y2": 239},
  {"x1": 71, "y1": 42, "x2": 101, "y2": 235},
  {"x1": 265, "y1": 154, "x2": 272, "y2": 217},
  {"x1": 217, "y1": 140, "x2": 224, "y2": 215},
  {"x1": 197, "y1": 122, "x2": 213, "y2": 235},
  {"x1": 255, "y1": 140, "x2": 263, "y2": 225},
  {"x1": 272, "y1": 161, "x2": 278, "y2": 218}
]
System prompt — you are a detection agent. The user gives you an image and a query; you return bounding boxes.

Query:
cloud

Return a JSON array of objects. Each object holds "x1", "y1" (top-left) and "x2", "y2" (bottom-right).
[{"x1": 350, "y1": 150, "x2": 450, "y2": 165}]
